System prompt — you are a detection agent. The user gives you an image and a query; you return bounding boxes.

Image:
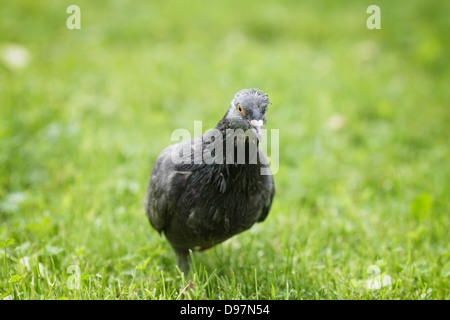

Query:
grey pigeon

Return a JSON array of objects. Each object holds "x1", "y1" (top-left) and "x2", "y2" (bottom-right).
[{"x1": 145, "y1": 88, "x2": 275, "y2": 274}]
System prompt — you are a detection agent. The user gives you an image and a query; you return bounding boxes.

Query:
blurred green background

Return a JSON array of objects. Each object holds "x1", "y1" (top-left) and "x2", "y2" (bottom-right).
[{"x1": 0, "y1": 0, "x2": 449, "y2": 299}]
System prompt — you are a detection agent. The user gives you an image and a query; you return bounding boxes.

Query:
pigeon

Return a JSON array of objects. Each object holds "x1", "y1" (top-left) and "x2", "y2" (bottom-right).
[{"x1": 145, "y1": 88, "x2": 275, "y2": 274}]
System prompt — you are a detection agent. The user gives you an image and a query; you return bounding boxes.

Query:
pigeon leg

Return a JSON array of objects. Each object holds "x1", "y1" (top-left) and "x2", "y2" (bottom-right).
[{"x1": 175, "y1": 249, "x2": 191, "y2": 275}]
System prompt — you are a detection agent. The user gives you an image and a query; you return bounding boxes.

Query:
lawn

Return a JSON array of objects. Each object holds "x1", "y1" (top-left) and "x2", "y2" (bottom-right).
[{"x1": 0, "y1": 0, "x2": 449, "y2": 300}]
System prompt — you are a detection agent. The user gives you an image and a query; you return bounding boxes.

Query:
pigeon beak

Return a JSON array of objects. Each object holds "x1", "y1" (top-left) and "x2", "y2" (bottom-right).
[{"x1": 249, "y1": 119, "x2": 264, "y2": 142}]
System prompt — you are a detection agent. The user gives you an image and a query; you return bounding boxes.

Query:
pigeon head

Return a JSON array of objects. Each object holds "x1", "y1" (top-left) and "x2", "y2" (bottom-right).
[{"x1": 224, "y1": 88, "x2": 271, "y2": 141}]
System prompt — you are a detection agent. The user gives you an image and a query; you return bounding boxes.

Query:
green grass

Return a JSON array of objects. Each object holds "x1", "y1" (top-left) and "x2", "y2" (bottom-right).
[{"x1": 0, "y1": 0, "x2": 449, "y2": 300}]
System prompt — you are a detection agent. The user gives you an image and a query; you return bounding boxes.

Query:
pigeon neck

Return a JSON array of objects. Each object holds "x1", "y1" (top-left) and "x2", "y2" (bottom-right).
[
  {"x1": 213, "y1": 118, "x2": 260, "y2": 167},
  {"x1": 215, "y1": 117, "x2": 230, "y2": 136}
]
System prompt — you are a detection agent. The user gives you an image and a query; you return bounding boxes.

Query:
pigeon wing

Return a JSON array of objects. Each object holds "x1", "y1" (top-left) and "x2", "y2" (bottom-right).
[
  {"x1": 145, "y1": 143, "x2": 192, "y2": 233},
  {"x1": 257, "y1": 150, "x2": 275, "y2": 223}
]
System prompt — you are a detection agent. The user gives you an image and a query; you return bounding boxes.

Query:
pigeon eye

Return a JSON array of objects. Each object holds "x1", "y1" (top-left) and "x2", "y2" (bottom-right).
[{"x1": 237, "y1": 104, "x2": 245, "y2": 115}]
